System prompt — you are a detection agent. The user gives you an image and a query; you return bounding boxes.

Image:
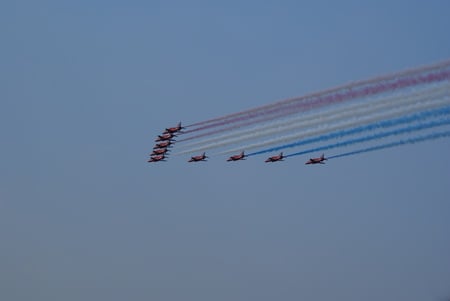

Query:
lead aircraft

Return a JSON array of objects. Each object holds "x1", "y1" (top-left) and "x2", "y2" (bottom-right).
[{"x1": 164, "y1": 122, "x2": 185, "y2": 134}]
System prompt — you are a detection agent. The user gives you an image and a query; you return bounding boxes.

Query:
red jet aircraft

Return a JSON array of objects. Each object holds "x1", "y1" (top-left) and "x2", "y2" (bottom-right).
[
  {"x1": 151, "y1": 148, "x2": 169, "y2": 156},
  {"x1": 147, "y1": 154, "x2": 167, "y2": 162},
  {"x1": 265, "y1": 152, "x2": 284, "y2": 163},
  {"x1": 154, "y1": 141, "x2": 174, "y2": 149},
  {"x1": 188, "y1": 152, "x2": 208, "y2": 162},
  {"x1": 305, "y1": 154, "x2": 327, "y2": 165},
  {"x1": 164, "y1": 122, "x2": 185, "y2": 134},
  {"x1": 227, "y1": 151, "x2": 246, "y2": 162},
  {"x1": 155, "y1": 133, "x2": 177, "y2": 142}
]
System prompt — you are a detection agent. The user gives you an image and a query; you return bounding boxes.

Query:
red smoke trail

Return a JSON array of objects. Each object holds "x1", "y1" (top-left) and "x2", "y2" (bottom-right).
[
  {"x1": 186, "y1": 60, "x2": 450, "y2": 129},
  {"x1": 179, "y1": 68, "x2": 450, "y2": 142}
]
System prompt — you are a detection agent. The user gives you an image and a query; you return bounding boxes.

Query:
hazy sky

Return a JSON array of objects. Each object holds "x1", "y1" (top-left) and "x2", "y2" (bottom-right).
[{"x1": 2, "y1": 1, "x2": 450, "y2": 301}]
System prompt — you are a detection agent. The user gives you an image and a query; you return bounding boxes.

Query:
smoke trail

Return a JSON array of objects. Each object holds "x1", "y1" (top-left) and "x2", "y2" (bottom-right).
[
  {"x1": 181, "y1": 96, "x2": 450, "y2": 155},
  {"x1": 186, "y1": 59, "x2": 450, "y2": 128},
  {"x1": 180, "y1": 69, "x2": 450, "y2": 141},
  {"x1": 247, "y1": 105, "x2": 450, "y2": 156},
  {"x1": 223, "y1": 98, "x2": 450, "y2": 155},
  {"x1": 328, "y1": 131, "x2": 450, "y2": 160},
  {"x1": 183, "y1": 65, "x2": 450, "y2": 137},
  {"x1": 177, "y1": 84, "x2": 450, "y2": 153},
  {"x1": 283, "y1": 118, "x2": 450, "y2": 158},
  {"x1": 180, "y1": 84, "x2": 447, "y2": 149}
]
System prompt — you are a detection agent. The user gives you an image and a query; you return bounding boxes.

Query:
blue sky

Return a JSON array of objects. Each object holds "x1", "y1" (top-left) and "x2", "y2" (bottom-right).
[{"x1": 1, "y1": 1, "x2": 450, "y2": 300}]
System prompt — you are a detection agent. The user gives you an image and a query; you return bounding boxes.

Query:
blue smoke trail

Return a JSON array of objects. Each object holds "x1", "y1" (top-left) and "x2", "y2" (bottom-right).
[
  {"x1": 328, "y1": 131, "x2": 450, "y2": 159},
  {"x1": 248, "y1": 105, "x2": 450, "y2": 157},
  {"x1": 284, "y1": 118, "x2": 450, "y2": 158}
]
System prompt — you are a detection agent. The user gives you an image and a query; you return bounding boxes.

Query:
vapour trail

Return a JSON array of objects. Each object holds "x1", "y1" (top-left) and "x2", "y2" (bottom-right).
[
  {"x1": 180, "y1": 84, "x2": 448, "y2": 150},
  {"x1": 222, "y1": 97, "x2": 450, "y2": 155},
  {"x1": 180, "y1": 69, "x2": 450, "y2": 142},
  {"x1": 183, "y1": 62, "x2": 450, "y2": 137},
  {"x1": 186, "y1": 59, "x2": 450, "y2": 128},
  {"x1": 181, "y1": 94, "x2": 449, "y2": 155},
  {"x1": 176, "y1": 84, "x2": 450, "y2": 154},
  {"x1": 283, "y1": 118, "x2": 450, "y2": 158},
  {"x1": 327, "y1": 131, "x2": 450, "y2": 160},
  {"x1": 246, "y1": 105, "x2": 450, "y2": 156}
]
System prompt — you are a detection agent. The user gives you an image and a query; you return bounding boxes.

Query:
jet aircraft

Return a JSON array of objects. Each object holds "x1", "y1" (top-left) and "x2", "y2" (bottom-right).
[
  {"x1": 154, "y1": 141, "x2": 174, "y2": 149},
  {"x1": 188, "y1": 152, "x2": 208, "y2": 162},
  {"x1": 148, "y1": 154, "x2": 167, "y2": 162},
  {"x1": 164, "y1": 122, "x2": 185, "y2": 134},
  {"x1": 155, "y1": 133, "x2": 177, "y2": 142},
  {"x1": 265, "y1": 152, "x2": 284, "y2": 163},
  {"x1": 151, "y1": 148, "x2": 170, "y2": 156},
  {"x1": 305, "y1": 154, "x2": 327, "y2": 165},
  {"x1": 227, "y1": 151, "x2": 246, "y2": 162}
]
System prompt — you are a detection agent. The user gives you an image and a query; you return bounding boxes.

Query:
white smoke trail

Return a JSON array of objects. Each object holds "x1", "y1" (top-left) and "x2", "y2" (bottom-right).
[
  {"x1": 178, "y1": 83, "x2": 450, "y2": 152},
  {"x1": 219, "y1": 95, "x2": 450, "y2": 154}
]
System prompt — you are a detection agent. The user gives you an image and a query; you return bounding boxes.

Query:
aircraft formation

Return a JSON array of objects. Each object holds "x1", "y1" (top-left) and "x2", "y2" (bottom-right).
[
  {"x1": 148, "y1": 122, "x2": 329, "y2": 164},
  {"x1": 147, "y1": 122, "x2": 183, "y2": 163},
  {"x1": 148, "y1": 60, "x2": 450, "y2": 165}
]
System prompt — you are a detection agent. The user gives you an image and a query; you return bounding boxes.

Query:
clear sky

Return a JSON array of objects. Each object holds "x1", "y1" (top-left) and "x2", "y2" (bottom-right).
[{"x1": 1, "y1": 1, "x2": 450, "y2": 300}]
